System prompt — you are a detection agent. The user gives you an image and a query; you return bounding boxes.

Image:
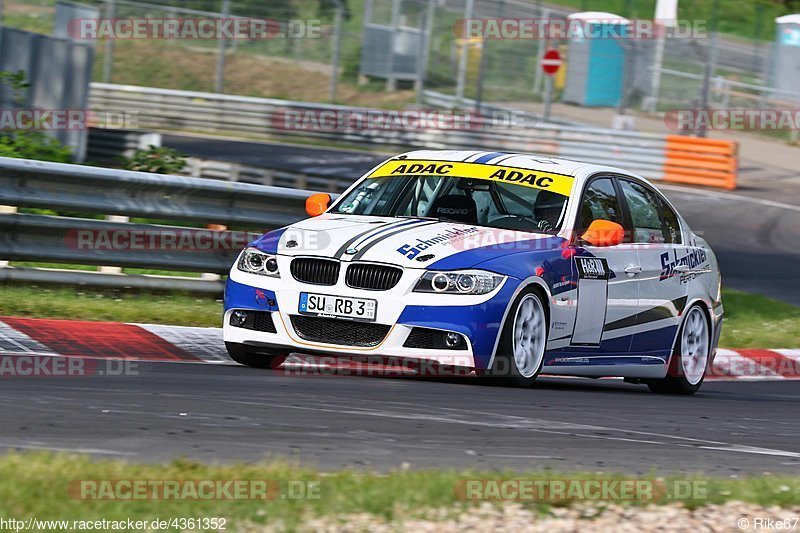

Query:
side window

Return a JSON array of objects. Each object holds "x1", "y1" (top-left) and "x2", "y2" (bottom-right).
[
  {"x1": 577, "y1": 177, "x2": 624, "y2": 235},
  {"x1": 659, "y1": 199, "x2": 682, "y2": 244},
  {"x1": 619, "y1": 180, "x2": 666, "y2": 244}
]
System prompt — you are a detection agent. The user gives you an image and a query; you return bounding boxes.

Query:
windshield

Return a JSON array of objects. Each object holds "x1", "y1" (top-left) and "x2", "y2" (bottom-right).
[{"x1": 332, "y1": 174, "x2": 570, "y2": 234}]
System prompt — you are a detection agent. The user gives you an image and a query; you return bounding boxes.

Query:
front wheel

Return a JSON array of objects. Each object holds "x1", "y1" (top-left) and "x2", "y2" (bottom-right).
[
  {"x1": 225, "y1": 342, "x2": 288, "y2": 369},
  {"x1": 487, "y1": 289, "x2": 549, "y2": 387},
  {"x1": 647, "y1": 305, "x2": 711, "y2": 395}
]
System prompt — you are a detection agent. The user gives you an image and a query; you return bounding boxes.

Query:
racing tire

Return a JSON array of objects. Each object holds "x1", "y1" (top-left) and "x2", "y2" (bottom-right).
[
  {"x1": 647, "y1": 305, "x2": 711, "y2": 395},
  {"x1": 225, "y1": 342, "x2": 288, "y2": 369},
  {"x1": 487, "y1": 288, "x2": 549, "y2": 388}
]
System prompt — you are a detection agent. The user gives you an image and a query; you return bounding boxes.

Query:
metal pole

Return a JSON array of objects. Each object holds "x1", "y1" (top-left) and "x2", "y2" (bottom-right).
[
  {"x1": 385, "y1": 0, "x2": 401, "y2": 91},
  {"x1": 533, "y1": 7, "x2": 549, "y2": 95},
  {"x1": 699, "y1": 0, "x2": 720, "y2": 138},
  {"x1": 474, "y1": 39, "x2": 488, "y2": 113},
  {"x1": 102, "y1": 0, "x2": 116, "y2": 83},
  {"x1": 329, "y1": 0, "x2": 344, "y2": 103},
  {"x1": 751, "y1": 4, "x2": 764, "y2": 79},
  {"x1": 416, "y1": 0, "x2": 436, "y2": 105},
  {"x1": 646, "y1": 24, "x2": 666, "y2": 113},
  {"x1": 543, "y1": 74, "x2": 554, "y2": 122},
  {"x1": 455, "y1": 0, "x2": 474, "y2": 105},
  {"x1": 214, "y1": 0, "x2": 231, "y2": 93},
  {"x1": 617, "y1": 40, "x2": 634, "y2": 115}
]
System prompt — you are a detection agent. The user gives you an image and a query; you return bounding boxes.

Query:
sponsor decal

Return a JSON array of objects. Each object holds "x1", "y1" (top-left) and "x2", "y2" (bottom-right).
[
  {"x1": 396, "y1": 226, "x2": 480, "y2": 259},
  {"x1": 575, "y1": 257, "x2": 610, "y2": 280},
  {"x1": 660, "y1": 248, "x2": 707, "y2": 281},
  {"x1": 254, "y1": 289, "x2": 270, "y2": 307},
  {"x1": 367, "y1": 160, "x2": 574, "y2": 196}
]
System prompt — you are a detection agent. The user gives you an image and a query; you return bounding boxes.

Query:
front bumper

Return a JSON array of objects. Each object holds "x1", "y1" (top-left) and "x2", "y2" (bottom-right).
[{"x1": 223, "y1": 263, "x2": 519, "y2": 370}]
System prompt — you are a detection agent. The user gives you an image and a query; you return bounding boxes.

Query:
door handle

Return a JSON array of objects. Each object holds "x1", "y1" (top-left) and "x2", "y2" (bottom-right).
[
  {"x1": 673, "y1": 264, "x2": 691, "y2": 273},
  {"x1": 624, "y1": 265, "x2": 642, "y2": 275}
]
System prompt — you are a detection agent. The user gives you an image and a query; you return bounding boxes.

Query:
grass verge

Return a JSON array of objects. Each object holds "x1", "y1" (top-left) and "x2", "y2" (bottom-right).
[
  {"x1": 0, "y1": 452, "x2": 798, "y2": 532},
  {"x1": 0, "y1": 285, "x2": 797, "y2": 347},
  {"x1": 718, "y1": 289, "x2": 800, "y2": 349},
  {"x1": 0, "y1": 286, "x2": 222, "y2": 327}
]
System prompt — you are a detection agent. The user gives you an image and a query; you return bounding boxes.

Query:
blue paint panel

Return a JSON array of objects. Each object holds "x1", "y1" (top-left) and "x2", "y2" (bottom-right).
[
  {"x1": 428, "y1": 236, "x2": 567, "y2": 271},
  {"x1": 475, "y1": 248, "x2": 575, "y2": 294},
  {"x1": 629, "y1": 324, "x2": 679, "y2": 357},
  {"x1": 545, "y1": 324, "x2": 677, "y2": 366},
  {"x1": 249, "y1": 227, "x2": 288, "y2": 254},
  {"x1": 224, "y1": 278, "x2": 278, "y2": 312},
  {"x1": 397, "y1": 278, "x2": 520, "y2": 369}
]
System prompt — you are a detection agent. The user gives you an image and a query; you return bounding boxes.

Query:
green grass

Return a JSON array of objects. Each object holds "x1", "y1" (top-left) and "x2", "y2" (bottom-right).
[
  {"x1": 0, "y1": 453, "x2": 798, "y2": 531},
  {"x1": 0, "y1": 285, "x2": 797, "y2": 347},
  {"x1": 719, "y1": 289, "x2": 800, "y2": 349},
  {"x1": 0, "y1": 286, "x2": 222, "y2": 326}
]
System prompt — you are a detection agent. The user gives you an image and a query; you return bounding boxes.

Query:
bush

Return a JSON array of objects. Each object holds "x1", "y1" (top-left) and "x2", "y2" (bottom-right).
[
  {"x1": 0, "y1": 131, "x2": 73, "y2": 163},
  {"x1": 122, "y1": 145, "x2": 187, "y2": 174},
  {"x1": 0, "y1": 70, "x2": 73, "y2": 163}
]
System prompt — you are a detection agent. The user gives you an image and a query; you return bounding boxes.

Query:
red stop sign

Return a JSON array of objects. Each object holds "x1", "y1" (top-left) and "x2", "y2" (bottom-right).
[{"x1": 541, "y1": 49, "x2": 562, "y2": 76}]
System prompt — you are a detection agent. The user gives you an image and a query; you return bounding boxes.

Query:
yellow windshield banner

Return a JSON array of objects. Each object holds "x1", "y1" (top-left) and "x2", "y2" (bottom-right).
[{"x1": 367, "y1": 160, "x2": 575, "y2": 197}]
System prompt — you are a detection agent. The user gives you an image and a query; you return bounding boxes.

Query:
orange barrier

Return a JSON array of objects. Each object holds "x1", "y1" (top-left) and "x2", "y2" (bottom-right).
[{"x1": 663, "y1": 135, "x2": 738, "y2": 190}]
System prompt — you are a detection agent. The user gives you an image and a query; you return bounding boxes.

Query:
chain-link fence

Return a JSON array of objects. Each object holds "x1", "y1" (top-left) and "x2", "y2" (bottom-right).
[{"x1": 2, "y1": 0, "x2": 799, "y2": 125}]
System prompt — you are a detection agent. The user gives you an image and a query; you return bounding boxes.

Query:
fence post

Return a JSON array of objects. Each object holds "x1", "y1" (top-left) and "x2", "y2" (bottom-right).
[
  {"x1": 98, "y1": 215, "x2": 128, "y2": 274},
  {"x1": 0, "y1": 205, "x2": 15, "y2": 267},
  {"x1": 455, "y1": 0, "x2": 474, "y2": 106},
  {"x1": 102, "y1": 0, "x2": 116, "y2": 83},
  {"x1": 329, "y1": 0, "x2": 344, "y2": 103},
  {"x1": 385, "y1": 0, "x2": 402, "y2": 91},
  {"x1": 698, "y1": 0, "x2": 720, "y2": 138},
  {"x1": 415, "y1": 0, "x2": 436, "y2": 105},
  {"x1": 214, "y1": 0, "x2": 231, "y2": 93}
]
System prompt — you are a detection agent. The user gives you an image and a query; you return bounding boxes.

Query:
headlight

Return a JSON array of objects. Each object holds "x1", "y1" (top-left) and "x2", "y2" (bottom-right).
[
  {"x1": 237, "y1": 247, "x2": 280, "y2": 278},
  {"x1": 414, "y1": 270, "x2": 505, "y2": 295}
]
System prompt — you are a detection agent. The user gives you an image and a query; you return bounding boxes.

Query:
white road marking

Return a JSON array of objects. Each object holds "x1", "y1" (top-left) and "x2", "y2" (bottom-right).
[
  {"x1": 208, "y1": 398, "x2": 800, "y2": 460},
  {"x1": 660, "y1": 184, "x2": 800, "y2": 213},
  {"x1": 0, "y1": 441, "x2": 135, "y2": 456}
]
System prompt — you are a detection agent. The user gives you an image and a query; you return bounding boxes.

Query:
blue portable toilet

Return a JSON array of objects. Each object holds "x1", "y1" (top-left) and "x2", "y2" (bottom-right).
[
  {"x1": 771, "y1": 14, "x2": 800, "y2": 95},
  {"x1": 562, "y1": 12, "x2": 631, "y2": 107}
]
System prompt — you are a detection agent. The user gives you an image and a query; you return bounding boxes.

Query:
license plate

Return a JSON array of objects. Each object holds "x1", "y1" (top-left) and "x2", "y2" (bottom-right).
[{"x1": 299, "y1": 292, "x2": 377, "y2": 322}]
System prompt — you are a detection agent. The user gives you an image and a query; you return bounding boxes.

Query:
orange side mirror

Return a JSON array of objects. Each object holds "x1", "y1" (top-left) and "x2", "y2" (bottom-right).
[
  {"x1": 305, "y1": 193, "x2": 331, "y2": 217},
  {"x1": 581, "y1": 220, "x2": 625, "y2": 247}
]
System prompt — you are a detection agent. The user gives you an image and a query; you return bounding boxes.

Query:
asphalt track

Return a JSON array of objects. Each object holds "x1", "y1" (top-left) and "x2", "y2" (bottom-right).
[
  {"x1": 4, "y1": 134, "x2": 796, "y2": 475},
  {"x1": 165, "y1": 134, "x2": 800, "y2": 305},
  {"x1": 2, "y1": 360, "x2": 800, "y2": 474}
]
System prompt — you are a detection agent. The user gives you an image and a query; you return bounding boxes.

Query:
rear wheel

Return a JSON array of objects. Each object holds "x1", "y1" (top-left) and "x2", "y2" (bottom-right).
[
  {"x1": 225, "y1": 342, "x2": 288, "y2": 369},
  {"x1": 647, "y1": 305, "x2": 710, "y2": 395},
  {"x1": 487, "y1": 289, "x2": 548, "y2": 387}
]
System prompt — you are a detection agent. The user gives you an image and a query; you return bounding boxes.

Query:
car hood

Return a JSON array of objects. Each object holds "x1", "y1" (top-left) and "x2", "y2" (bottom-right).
[{"x1": 251, "y1": 214, "x2": 561, "y2": 270}]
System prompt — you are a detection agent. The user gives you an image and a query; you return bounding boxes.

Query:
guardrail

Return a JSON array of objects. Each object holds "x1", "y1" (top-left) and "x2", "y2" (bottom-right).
[
  {"x1": 180, "y1": 157, "x2": 357, "y2": 192},
  {"x1": 0, "y1": 156, "x2": 330, "y2": 293},
  {"x1": 89, "y1": 83, "x2": 739, "y2": 190}
]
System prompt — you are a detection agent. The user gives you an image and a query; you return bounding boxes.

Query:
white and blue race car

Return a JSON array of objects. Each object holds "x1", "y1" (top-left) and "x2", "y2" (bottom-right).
[{"x1": 223, "y1": 150, "x2": 723, "y2": 394}]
